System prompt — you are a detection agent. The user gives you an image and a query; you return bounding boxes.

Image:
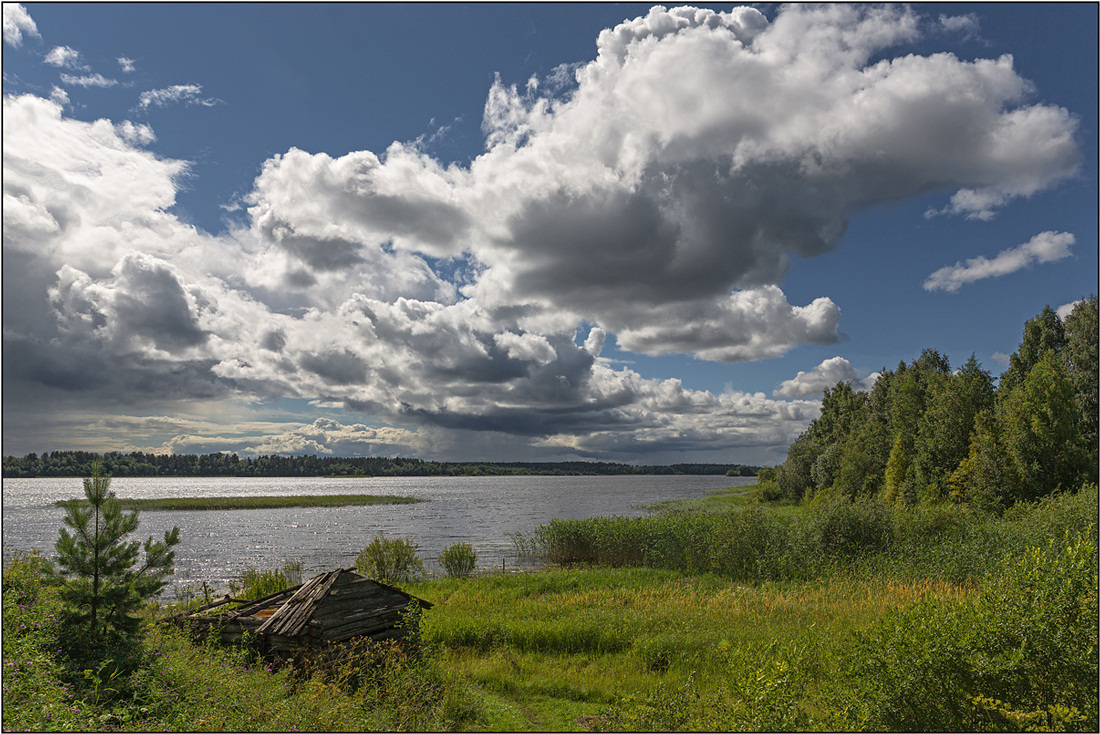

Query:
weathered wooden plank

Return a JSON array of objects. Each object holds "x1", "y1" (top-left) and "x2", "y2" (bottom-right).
[
  {"x1": 311, "y1": 605, "x2": 406, "y2": 629},
  {"x1": 258, "y1": 569, "x2": 341, "y2": 637},
  {"x1": 321, "y1": 613, "x2": 405, "y2": 642},
  {"x1": 255, "y1": 573, "x2": 328, "y2": 635},
  {"x1": 308, "y1": 594, "x2": 403, "y2": 617}
]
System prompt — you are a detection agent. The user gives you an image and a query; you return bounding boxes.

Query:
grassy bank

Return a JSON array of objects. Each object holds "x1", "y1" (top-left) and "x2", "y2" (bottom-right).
[
  {"x1": 6, "y1": 486, "x2": 1097, "y2": 731},
  {"x1": 54, "y1": 494, "x2": 421, "y2": 511}
]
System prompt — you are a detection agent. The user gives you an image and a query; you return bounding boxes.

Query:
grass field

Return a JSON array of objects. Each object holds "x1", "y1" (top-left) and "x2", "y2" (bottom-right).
[
  {"x1": 53, "y1": 493, "x2": 421, "y2": 511},
  {"x1": 7, "y1": 485, "x2": 1096, "y2": 731}
]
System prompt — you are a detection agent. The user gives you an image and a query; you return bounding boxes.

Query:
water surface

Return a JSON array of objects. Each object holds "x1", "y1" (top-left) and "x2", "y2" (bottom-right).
[{"x1": 3, "y1": 475, "x2": 750, "y2": 589}]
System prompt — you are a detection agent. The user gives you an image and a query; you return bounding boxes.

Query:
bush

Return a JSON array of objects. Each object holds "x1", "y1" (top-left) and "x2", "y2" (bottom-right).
[
  {"x1": 438, "y1": 542, "x2": 477, "y2": 578},
  {"x1": 751, "y1": 479, "x2": 783, "y2": 503},
  {"x1": 356, "y1": 536, "x2": 424, "y2": 585},
  {"x1": 803, "y1": 495, "x2": 893, "y2": 559},
  {"x1": 847, "y1": 530, "x2": 1098, "y2": 731}
]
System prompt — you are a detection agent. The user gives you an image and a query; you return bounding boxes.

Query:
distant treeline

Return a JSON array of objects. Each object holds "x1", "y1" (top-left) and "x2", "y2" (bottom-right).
[{"x1": 1, "y1": 451, "x2": 758, "y2": 479}]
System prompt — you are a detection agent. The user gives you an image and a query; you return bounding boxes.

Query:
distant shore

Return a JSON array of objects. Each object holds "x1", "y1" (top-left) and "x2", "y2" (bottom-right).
[{"x1": 4, "y1": 450, "x2": 759, "y2": 479}]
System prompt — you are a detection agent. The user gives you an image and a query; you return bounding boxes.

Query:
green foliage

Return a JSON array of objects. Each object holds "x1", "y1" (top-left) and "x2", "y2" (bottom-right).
[
  {"x1": 1063, "y1": 295, "x2": 1098, "y2": 474},
  {"x1": 356, "y1": 536, "x2": 425, "y2": 585},
  {"x1": 438, "y1": 542, "x2": 478, "y2": 578},
  {"x1": 833, "y1": 418, "x2": 890, "y2": 498},
  {"x1": 911, "y1": 355, "x2": 995, "y2": 500},
  {"x1": 750, "y1": 478, "x2": 783, "y2": 503},
  {"x1": 755, "y1": 465, "x2": 777, "y2": 483},
  {"x1": 235, "y1": 560, "x2": 303, "y2": 599},
  {"x1": 52, "y1": 461, "x2": 180, "y2": 645},
  {"x1": 802, "y1": 494, "x2": 894, "y2": 559},
  {"x1": 847, "y1": 530, "x2": 1098, "y2": 732},
  {"x1": 998, "y1": 305, "x2": 1068, "y2": 396},
  {"x1": 999, "y1": 350, "x2": 1088, "y2": 502},
  {"x1": 775, "y1": 431, "x2": 817, "y2": 501},
  {"x1": 882, "y1": 431, "x2": 909, "y2": 504},
  {"x1": 774, "y1": 299, "x2": 1095, "y2": 514}
]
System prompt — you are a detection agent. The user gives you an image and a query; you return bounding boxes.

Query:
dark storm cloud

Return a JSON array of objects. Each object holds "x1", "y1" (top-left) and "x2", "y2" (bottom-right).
[{"x1": 299, "y1": 348, "x2": 369, "y2": 386}]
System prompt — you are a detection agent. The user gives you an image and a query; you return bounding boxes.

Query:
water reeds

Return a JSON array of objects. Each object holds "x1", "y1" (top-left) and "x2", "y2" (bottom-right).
[{"x1": 515, "y1": 487, "x2": 1098, "y2": 584}]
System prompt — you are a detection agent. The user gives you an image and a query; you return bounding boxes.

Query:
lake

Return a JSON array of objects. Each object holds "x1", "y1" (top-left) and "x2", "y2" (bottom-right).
[{"x1": 2, "y1": 474, "x2": 752, "y2": 591}]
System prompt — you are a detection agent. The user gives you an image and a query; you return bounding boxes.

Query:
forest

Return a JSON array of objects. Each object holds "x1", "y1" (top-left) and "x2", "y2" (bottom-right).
[
  {"x1": 1, "y1": 451, "x2": 756, "y2": 479},
  {"x1": 770, "y1": 295, "x2": 1098, "y2": 511}
]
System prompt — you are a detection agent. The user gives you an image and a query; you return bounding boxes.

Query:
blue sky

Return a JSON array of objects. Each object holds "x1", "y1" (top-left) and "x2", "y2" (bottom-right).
[{"x1": 3, "y1": 3, "x2": 1096, "y2": 465}]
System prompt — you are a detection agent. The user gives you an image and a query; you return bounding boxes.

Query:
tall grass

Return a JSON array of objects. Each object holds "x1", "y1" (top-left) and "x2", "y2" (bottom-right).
[
  {"x1": 517, "y1": 485, "x2": 1098, "y2": 584},
  {"x1": 234, "y1": 560, "x2": 304, "y2": 599}
]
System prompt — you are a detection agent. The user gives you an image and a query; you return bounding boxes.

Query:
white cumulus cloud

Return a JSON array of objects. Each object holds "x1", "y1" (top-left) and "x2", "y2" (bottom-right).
[
  {"x1": 246, "y1": 4, "x2": 1077, "y2": 364},
  {"x1": 44, "y1": 45, "x2": 87, "y2": 69},
  {"x1": 0, "y1": 5, "x2": 1085, "y2": 462},
  {"x1": 923, "y1": 231, "x2": 1075, "y2": 293},
  {"x1": 774, "y1": 357, "x2": 880, "y2": 399},
  {"x1": 3, "y1": 4, "x2": 38, "y2": 46}
]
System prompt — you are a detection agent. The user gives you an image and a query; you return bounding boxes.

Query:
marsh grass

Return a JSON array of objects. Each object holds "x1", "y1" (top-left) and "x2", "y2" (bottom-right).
[{"x1": 54, "y1": 493, "x2": 421, "y2": 511}]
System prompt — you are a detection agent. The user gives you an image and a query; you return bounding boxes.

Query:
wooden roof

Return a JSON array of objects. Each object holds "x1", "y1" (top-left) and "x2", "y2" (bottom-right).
[{"x1": 253, "y1": 569, "x2": 431, "y2": 639}]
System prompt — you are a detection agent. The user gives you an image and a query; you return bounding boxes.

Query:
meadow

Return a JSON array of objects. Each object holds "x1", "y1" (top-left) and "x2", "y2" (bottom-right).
[{"x1": 4, "y1": 484, "x2": 1096, "y2": 732}]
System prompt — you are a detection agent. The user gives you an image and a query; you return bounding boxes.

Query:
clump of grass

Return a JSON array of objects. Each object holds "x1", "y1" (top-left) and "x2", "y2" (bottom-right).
[
  {"x1": 233, "y1": 560, "x2": 304, "y2": 600},
  {"x1": 438, "y1": 542, "x2": 478, "y2": 578},
  {"x1": 356, "y1": 536, "x2": 425, "y2": 586},
  {"x1": 55, "y1": 494, "x2": 421, "y2": 511}
]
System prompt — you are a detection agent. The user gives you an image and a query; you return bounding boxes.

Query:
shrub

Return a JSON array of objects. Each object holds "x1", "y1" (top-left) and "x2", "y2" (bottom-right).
[
  {"x1": 356, "y1": 536, "x2": 424, "y2": 585},
  {"x1": 438, "y1": 542, "x2": 477, "y2": 578},
  {"x1": 803, "y1": 495, "x2": 893, "y2": 559},
  {"x1": 751, "y1": 479, "x2": 783, "y2": 503},
  {"x1": 707, "y1": 508, "x2": 791, "y2": 581},
  {"x1": 847, "y1": 530, "x2": 1098, "y2": 731}
]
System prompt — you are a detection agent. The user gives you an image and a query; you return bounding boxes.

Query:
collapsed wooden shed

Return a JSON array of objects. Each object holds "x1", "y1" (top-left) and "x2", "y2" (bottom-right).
[{"x1": 168, "y1": 568, "x2": 433, "y2": 664}]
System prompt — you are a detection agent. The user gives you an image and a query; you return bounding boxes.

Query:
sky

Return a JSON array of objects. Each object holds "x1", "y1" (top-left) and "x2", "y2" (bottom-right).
[{"x1": 2, "y1": 2, "x2": 1097, "y2": 466}]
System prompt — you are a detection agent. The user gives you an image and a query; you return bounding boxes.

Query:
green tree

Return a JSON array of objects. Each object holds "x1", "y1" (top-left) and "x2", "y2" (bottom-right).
[
  {"x1": 882, "y1": 432, "x2": 910, "y2": 504},
  {"x1": 776, "y1": 431, "x2": 818, "y2": 501},
  {"x1": 997, "y1": 305, "x2": 1067, "y2": 396},
  {"x1": 834, "y1": 418, "x2": 891, "y2": 498},
  {"x1": 53, "y1": 461, "x2": 180, "y2": 640},
  {"x1": 910, "y1": 355, "x2": 994, "y2": 501},
  {"x1": 1062, "y1": 295, "x2": 1098, "y2": 477},
  {"x1": 885, "y1": 350, "x2": 951, "y2": 503},
  {"x1": 999, "y1": 350, "x2": 1087, "y2": 503}
]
